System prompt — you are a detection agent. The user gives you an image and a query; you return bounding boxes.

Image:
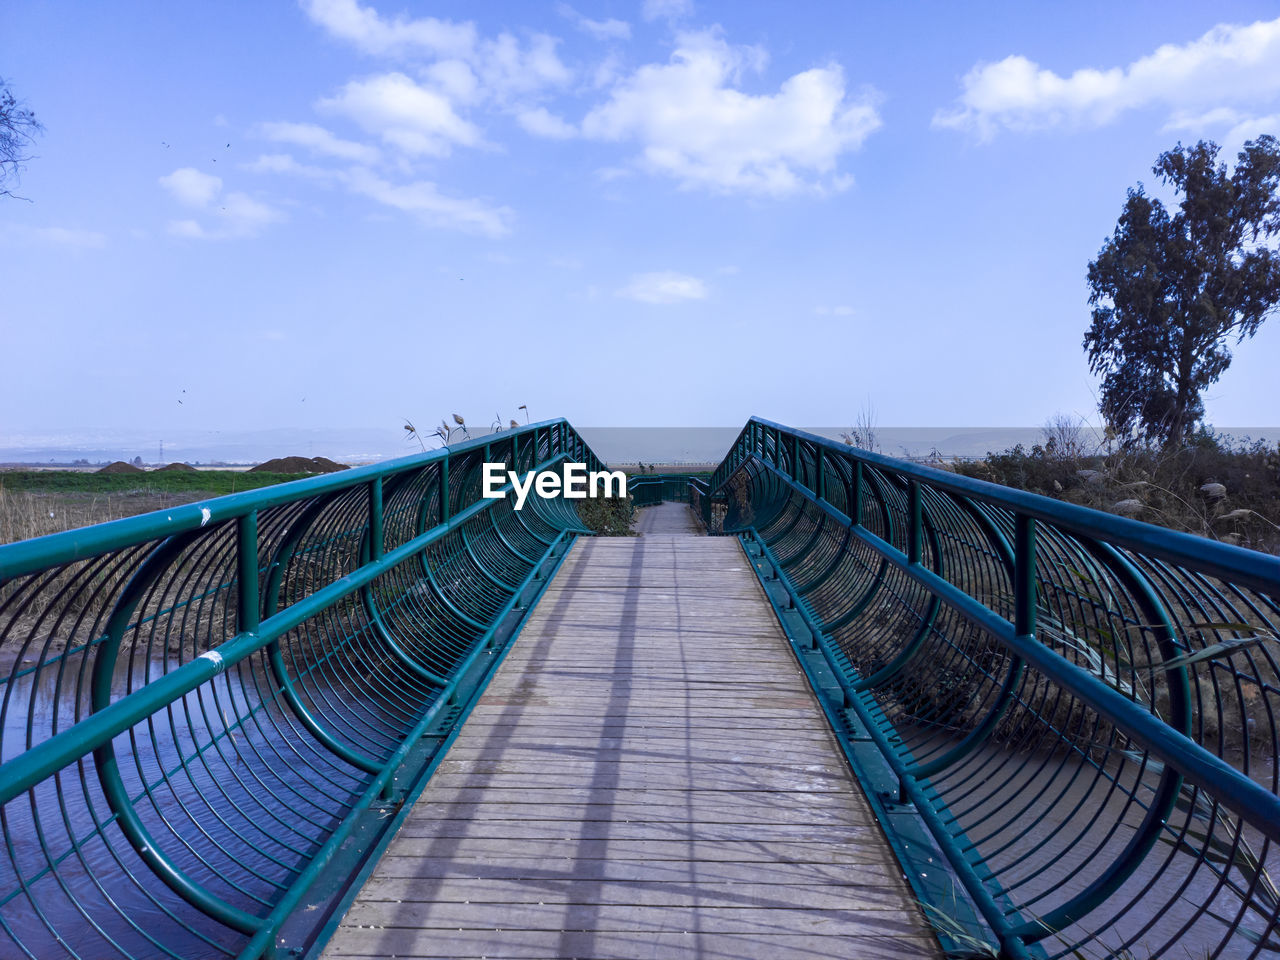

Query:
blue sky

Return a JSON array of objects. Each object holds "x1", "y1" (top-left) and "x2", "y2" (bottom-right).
[{"x1": 3, "y1": 0, "x2": 1279, "y2": 447}]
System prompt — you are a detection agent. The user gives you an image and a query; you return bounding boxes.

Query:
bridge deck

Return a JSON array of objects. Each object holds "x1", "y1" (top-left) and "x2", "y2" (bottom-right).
[{"x1": 323, "y1": 503, "x2": 938, "y2": 959}]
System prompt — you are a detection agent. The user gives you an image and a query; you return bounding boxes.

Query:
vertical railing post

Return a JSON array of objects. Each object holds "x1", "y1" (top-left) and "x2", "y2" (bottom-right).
[
  {"x1": 817, "y1": 451, "x2": 825, "y2": 502},
  {"x1": 907, "y1": 480, "x2": 922, "y2": 565},
  {"x1": 369, "y1": 478, "x2": 383, "y2": 561},
  {"x1": 1014, "y1": 513, "x2": 1036, "y2": 637},
  {"x1": 238, "y1": 511, "x2": 259, "y2": 635},
  {"x1": 440, "y1": 456, "x2": 450, "y2": 524},
  {"x1": 851, "y1": 461, "x2": 863, "y2": 526},
  {"x1": 792, "y1": 434, "x2": 800, "y2": 482}
]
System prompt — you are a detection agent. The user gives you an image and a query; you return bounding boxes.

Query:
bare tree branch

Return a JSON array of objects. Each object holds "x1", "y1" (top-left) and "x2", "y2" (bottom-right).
[{"x1": 1, "y1": 77, "x2": 44, "y2": 202}]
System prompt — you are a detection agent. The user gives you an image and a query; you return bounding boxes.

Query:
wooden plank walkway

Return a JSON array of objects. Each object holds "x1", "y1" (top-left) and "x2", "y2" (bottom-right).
[{"x1": 323, "y1": 504, "x2": 939, "y2": 959}]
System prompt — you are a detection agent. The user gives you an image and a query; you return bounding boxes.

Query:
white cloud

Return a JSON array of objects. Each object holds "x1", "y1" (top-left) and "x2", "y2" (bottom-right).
[
  {"x1": 167, "y1": 219, "x2": 207, "y2": 239},
  {"x1": 160, "y1": 167, "x2": 283, "y2": 238},
  {"x1": 343, "y1": 168, "x2": 514, "y2": 237},
  {"x1": 245, "y1": 155, "x2": 509, "y2": 235},
  {"x1": 643, "y1": 0, "x2": 693, "y2": 23},
  {"x1": 1, "y1": 224, "x2": 107, "y2": 248},
  {"x1": 1223, "y1": 111, "x2": 1280, "y2": 146},
  {"x1": 318, "y1": 72, "x2": 483, "y2": 157},
  {"x1": 1164, "y1": 106, "x2": 1280, "y2": 154},
  {"x1": 242, "y1": 153, "x2": 336, "y2": 179},
  {"x1": 423, "y1": 59, "x2": 481, "y2": 104},
  {"x1": 300, "y1": 0, "x2": 476, "y2": 59},
  {"x1": 582, "y1": 30, "x2": 880, "y2": 195},
  {"x1": 220, "y1": 193, "x2": 283, "y2": 233},
  {"x1": 935, "y1": 16, "x2": 1280, "y2": 138},
  {"x1": 159, "y1": 167, "x2": 222, "y2": 207},
  {"x1": 36, "y1": 227, "x2": 106, "y2": 249},
  {"x1": 1163, "y1": 105, "x2": 1248, "y2": 130},
  {"x1": 258, "y1": 121, "x2": 380, "y2": 163},
  {"x1": 558, "y1": 4, "x2": 630, "y2": 41},
  {"x1": 517, "y1": 106, "x2": 577, "y2": 139},
  {"x1": 618, "y1": 271, "x2": 707, "y2": 303},
  {"x1": 473, "y1": 33, "x2": 572, "y2": 103},
  {"x1": 302, "y1": 0, "x2": 570, "y2": 105}
]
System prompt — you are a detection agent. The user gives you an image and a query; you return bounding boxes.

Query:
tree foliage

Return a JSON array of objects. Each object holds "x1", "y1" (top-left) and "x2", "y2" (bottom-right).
[
  {"x1": 0, "y1": 77, "x2": 43, "y2": 200},
  {"x1": 1084, "y1": 136, "x2": 1280, "y2": 447}
]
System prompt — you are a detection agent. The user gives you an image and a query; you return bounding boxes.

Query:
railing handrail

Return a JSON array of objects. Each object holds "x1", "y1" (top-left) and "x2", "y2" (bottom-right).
[
  {"x1": 710, "y1": 415, "x2": 1280, "y2": 959},
  {"x1": 0, "y1": 418, "x2": 601, "y2": 579},
  {"x1": 715, "y1": 415, "x2": 1280, "y2": 594},
  {"x1": 0, "y1": 453, "x2": 579, "y2": 809},
  {"x1": 0, "y1": 418, "x2": 605, "y2": 959}
]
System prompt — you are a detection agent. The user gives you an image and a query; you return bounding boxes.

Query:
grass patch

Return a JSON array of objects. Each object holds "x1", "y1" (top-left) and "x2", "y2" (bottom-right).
[
  {"x1": 0, "y1": 471, "x2": 319, "y2": 545},
  {"x1": 0, "y1": 470, "x2": 315, "y2": 497},
  {"x1": 951, "y1": 431, "x2": 1280, "y2": 553}
]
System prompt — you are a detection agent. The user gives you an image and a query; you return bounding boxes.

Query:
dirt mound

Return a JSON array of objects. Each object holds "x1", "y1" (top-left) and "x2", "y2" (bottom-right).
[
  {"x1": 98, "y1": 461, "x2": 144, "y2": 474},
  {"x1": 157, "y1": 462, "x2": 197, "y2": 472},
  {"x1": 250, "y1": 456, "x2": 348, "y2": 474}
]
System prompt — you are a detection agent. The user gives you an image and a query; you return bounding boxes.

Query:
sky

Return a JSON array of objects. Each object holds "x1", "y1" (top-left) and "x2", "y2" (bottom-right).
[{"x1": 3, "y1": 0, "x2": 1280, "y2": 453}]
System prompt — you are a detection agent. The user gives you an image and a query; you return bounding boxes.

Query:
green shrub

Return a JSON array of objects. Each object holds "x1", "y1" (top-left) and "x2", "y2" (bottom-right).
[{"x1": 575, "y1": 494, "x2": 637, "y2": 536}]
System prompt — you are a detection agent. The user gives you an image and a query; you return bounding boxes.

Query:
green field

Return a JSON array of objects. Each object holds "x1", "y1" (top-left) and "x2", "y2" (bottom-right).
[
  {"x1": 0, "y1": 470, "x2": 317, "y2": 496},
  {"x1": 0, "y1": 471, "x2": 336, "y2": 544}
]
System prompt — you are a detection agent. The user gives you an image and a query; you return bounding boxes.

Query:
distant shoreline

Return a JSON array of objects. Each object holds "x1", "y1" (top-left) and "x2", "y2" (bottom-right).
[{"x1": 2, "y1": 424, "x2": 1277, "y2": 468}]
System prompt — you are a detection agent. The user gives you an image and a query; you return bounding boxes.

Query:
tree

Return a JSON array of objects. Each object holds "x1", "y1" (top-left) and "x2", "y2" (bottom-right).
[
  {"x1": 1, "y1": 77, "x2": 43, "y2": 200},
  {"x1": 1084, "y1": 136, "x2": 1280, "y2": 447}
]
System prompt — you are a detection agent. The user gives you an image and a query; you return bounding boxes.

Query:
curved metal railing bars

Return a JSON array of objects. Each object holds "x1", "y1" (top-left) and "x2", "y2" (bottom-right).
[
  {"x1": 711, "y1": 416, "x2": 1280, "y2": 960},
  {"x1": 688, "y1": 478, "x2": 725, "y2": 534},
  {"x1": 0, "y1": 420, "x2": 602, "y2": 959},
  {"x1": 627, "y1": 473, "x2": 705, "y2": 508}
]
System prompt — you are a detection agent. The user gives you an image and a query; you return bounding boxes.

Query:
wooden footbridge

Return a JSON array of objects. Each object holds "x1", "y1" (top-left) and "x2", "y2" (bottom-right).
[
  {"x1": 323, "y1": 505, "x2": 935, "y2": 959},
  {"x1": 1, "y1": 419, "x2": 1277, "y2": 960}
]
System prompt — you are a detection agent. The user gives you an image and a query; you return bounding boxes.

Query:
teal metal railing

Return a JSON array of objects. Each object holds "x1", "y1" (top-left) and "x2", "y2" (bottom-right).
[
  {"x1": 688, "y1": 477, "x2": 722, "y2": 533},
  {"x1": 0, "y1": 420, "x2": 601, "y2": 959},
  {"x1": 710, "y1": 417, "x2": 1280, "y2": 960},
  {"x1": 626, "y1": 472, "x2": 706, "y2": 507}
]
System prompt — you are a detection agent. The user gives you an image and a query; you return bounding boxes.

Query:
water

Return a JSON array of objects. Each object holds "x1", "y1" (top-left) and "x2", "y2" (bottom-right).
[{"x1": 7, "y1": 425, "x2": 1278, "y2": 468}]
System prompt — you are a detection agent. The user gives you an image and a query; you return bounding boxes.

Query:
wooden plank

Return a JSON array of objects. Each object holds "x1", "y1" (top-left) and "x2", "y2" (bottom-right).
[
  {"x1": 338, "y1": 900, "x2": 927, "y2": 936},
  {"x1": 322, "y1": 522, "x2": 938, "y2": 959},
  {"x1": 357, "y1": 876, "x2": 917, "y2": 909},
  {"x1": 378, "y1": 834, "x2": 897, "y2": 860},
  {"x1": 368, "y1": 856, "x2": 897, "y2": 884},
  {"x1": 390, "y1": 821, "x2": 896, "y2": 844},
  {"x1": 324, "y1": 929, "x2": 941, "y2": 959},
  {"x1": 428, "y1": 769, "x2": 853, "y2": 791}
]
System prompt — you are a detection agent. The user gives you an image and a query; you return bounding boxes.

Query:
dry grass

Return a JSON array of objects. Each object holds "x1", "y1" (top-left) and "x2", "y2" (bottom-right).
[{"x1": 0, "y1": 484, "x2": 208, "y2": 546}]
